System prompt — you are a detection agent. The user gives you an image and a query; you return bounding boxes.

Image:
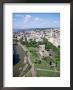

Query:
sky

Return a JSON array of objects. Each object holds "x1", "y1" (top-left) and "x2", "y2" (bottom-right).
[{"x1": 13, "y1": 13, "x2": 60, "y2": 29}]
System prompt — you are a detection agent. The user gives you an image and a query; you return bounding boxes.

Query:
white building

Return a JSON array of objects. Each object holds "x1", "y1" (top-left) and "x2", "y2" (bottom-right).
[
  {"x1": 17, "y1": 35, "x2": 22, "y2": 40},
  {"x1": 38, "y1": 45, "x2": 49, "y2": 57}
]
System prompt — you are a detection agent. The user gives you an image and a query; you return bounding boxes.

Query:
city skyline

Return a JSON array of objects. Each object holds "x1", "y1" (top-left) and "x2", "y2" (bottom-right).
[{"x1": 13, "y1": 13, "x2": 60, "y2": 29}]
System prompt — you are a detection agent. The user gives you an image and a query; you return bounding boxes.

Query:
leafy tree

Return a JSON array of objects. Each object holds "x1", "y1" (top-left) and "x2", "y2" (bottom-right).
[{"x1": 43, "y1": 38, "x2": 48, "y2": 44}]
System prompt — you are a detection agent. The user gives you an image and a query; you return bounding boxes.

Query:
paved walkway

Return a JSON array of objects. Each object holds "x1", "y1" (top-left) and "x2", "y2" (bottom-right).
[{"x1": 18, "y1": 42, "x2": 36, "y2": 77}]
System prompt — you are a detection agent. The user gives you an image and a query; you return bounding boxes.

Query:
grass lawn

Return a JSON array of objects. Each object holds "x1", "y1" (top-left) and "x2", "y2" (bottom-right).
[
  {"x1": 27, "y1": 47, "x2": 58, "y2": 70},
  {"x1": 35, "y1": 60, "x2": 52, "y2": 69},
  {"x1": 27, "y1": 47, "x2": 39, "y2": 62},
  {"x1": 56, "y1": 61, "x2": 60, "y2": 71},
  {"x1": 19, "y1": 64, "x2": 31, "y2": 77},
  {"x1": 25, "y1": 70, "x2": 32, "y2": 77},
  {"x1": 27, "y1": 46, "x2": 60, "y2": 77},
  {"x1": 36, "y1": 70, "x2": 60, "y2": 77},
  {"x1": 13, "y1": 62, "x2": 25, "y2": 77}
]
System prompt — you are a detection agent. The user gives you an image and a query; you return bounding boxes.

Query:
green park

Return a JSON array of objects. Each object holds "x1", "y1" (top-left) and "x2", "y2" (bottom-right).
[{"x1": 13, "y1": 37, "x2": 60, "y2": 77}]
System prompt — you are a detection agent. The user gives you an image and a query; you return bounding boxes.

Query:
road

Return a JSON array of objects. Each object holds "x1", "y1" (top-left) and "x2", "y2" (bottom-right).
[{"x1": 18, "y1": 42, "x2": 36, "y2": 77}]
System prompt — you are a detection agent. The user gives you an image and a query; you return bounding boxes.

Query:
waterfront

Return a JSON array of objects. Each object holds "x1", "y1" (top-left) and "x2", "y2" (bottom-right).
[{"x1": 13, "y1": 44, "x2": 20, "y2": 65}]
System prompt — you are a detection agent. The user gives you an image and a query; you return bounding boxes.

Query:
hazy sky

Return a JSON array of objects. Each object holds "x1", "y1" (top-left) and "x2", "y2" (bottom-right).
[{"x1": 13, "y1": 13, "x2": 60, "y2": 29}]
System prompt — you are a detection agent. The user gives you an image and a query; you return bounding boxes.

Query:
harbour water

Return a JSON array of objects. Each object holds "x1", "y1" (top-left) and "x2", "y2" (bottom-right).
[{"x1": 13, "y1": 44, "x2": 20, "y2": 65}]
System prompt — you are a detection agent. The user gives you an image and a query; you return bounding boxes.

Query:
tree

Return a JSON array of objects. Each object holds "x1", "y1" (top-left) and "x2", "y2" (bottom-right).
[
  {"x1": 27, "y1": 39, "x2": 37, "y2": 47},
  {"x1": 58, "y1": 45, "x2": 60, "y2": 48},
  {"x1": 43, "y1": 38, "x2": 48, "y2": 44}
]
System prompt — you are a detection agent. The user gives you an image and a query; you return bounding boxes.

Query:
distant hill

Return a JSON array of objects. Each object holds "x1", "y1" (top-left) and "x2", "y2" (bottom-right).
[{"x1": 13, "y1": 27, "x2": 60, "y2": 32}]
